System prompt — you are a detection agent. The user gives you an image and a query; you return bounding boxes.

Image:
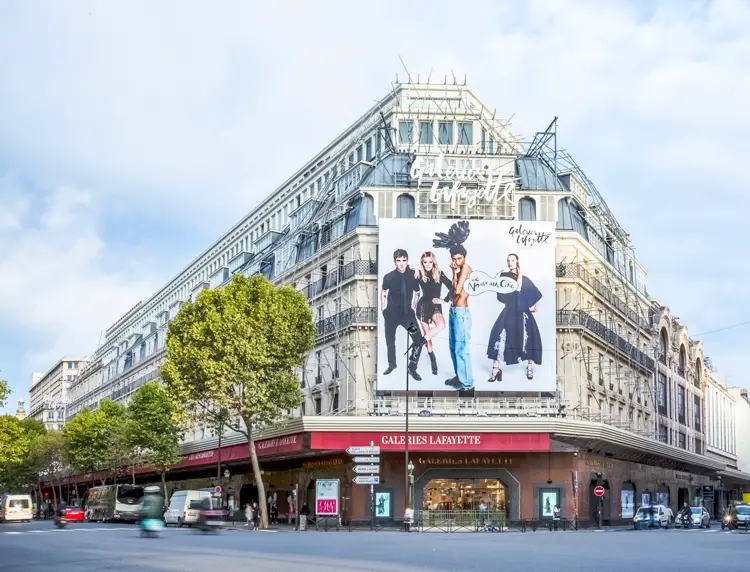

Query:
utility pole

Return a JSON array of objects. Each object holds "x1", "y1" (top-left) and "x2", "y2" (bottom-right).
[{"x1": 596, "y1": 472, "x2": 603, "y2": 530}]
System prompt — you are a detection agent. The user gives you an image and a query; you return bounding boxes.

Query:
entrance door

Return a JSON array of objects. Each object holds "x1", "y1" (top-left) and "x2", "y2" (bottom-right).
[
  {"x1": 678, "y1": 487, "x2": 689, "y2": 509},
  {"x1": 239, "y1": 484, "x2": 258, "y2": 511},
  {"x1": 422, "y1": 478, "x2": 508, "y2": 514}
]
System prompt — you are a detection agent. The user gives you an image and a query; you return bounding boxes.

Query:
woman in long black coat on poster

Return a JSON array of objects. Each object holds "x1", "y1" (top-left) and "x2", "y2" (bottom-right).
[{"x1": 486, "y1": 253, "x2": 543, "y2": 382}]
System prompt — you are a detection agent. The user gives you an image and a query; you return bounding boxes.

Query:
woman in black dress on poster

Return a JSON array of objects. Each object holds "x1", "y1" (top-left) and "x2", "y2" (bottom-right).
[
  {"x1": 486, "y1": 253, "x2": 543, "y2": 382},
  {"x1": 413, "y1": 251, "x2": 453, "y2": 375}
]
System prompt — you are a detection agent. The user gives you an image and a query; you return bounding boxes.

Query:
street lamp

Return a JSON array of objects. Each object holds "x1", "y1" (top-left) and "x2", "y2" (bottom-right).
[{"x1": 405, "y1": 322, "x2": 419, "y2": 514}]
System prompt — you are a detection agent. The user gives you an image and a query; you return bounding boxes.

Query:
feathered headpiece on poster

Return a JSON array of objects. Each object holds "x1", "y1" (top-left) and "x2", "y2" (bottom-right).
[{"x1": 433, "y1": 221, "x2": 470, "y2": 256}]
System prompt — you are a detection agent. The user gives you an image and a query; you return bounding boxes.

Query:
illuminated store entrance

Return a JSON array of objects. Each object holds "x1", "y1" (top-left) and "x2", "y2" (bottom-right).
[{"x1": 422, "y1": 478, "x2": 508, "y2": 514}]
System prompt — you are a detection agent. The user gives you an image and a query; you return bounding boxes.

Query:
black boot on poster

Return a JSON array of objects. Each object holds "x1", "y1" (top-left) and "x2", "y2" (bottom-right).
[
  {"x1": 428, "y1": 351, "x2": 438, "y2": 375},
  {"x1": 408, "y1": 344, "x2": 423, "y2": 381}
]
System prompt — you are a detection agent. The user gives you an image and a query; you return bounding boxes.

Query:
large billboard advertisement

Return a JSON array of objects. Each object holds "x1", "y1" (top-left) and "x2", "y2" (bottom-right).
[{"x1": 377, "y1": 219, "x2": 555, "y2": 392}]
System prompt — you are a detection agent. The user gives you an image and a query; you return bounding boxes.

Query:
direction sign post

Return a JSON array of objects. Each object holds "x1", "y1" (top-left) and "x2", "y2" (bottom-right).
[
  {"x1": 353, "y1": 476, "x2": 380, "y2": 485},
  {"x1": 353, "y1": 464, "x2": 380, "y2": 474},
  {"x1": 594, "y1": 485, "x2": 605, "y2": 497},
  {"x1": 352, "y1": 456, "x2": 380, "y2": 464},
  {"x1": 346, "y1": 446, "x2": 381, "y2": 456}
]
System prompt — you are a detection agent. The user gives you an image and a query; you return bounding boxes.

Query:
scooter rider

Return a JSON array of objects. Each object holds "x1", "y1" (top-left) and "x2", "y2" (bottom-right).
[
  {"x1": 54, "y1": 499, "x2": 67, "y2": 526},
  {"x1": 677, "y1": 502, "x2": 691, "y2": 526},
  {"x1": 140, "y1": 487, "x2": 163, "y2": 523}
]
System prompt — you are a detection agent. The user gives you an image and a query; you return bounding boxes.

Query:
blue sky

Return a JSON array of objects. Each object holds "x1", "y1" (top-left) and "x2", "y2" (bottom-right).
[{"x1": 1, "y1": 0, "x2": 749, "y2": 412}]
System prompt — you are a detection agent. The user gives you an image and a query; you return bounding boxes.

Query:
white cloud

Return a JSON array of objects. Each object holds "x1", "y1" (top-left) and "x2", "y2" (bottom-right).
[{"x1": 0, "y1": 183, "x2": 157, "y2": 374}]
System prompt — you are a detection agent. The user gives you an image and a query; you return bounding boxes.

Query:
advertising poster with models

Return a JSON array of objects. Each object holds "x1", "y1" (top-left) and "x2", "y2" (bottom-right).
[{"x1": 377, "y1": 219, "x2": 555, "y2": 392}]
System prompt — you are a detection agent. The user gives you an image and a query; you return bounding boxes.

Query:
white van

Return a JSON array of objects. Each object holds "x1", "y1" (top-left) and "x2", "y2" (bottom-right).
[
  {"x1": 164, "y1": 490, "x2": 211, "y2": 527},
  {"x1": 1, "y1": 494, "x2": 34, "y2": 523}
]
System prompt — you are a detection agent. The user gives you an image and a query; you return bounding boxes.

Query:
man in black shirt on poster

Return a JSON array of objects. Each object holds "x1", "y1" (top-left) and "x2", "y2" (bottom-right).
[{"x1": 381, "y1": 249, "x2": 425, "y2": 380}]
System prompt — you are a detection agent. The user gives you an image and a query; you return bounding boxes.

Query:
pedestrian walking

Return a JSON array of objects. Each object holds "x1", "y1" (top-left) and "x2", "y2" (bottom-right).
[
  {"x1": 251, "y1": 501, "x2": 260, "y2": 530},
  {"x1": 552, "y1": 504, "x2": 561, "y2": 530},
  {"x1": 244, "y1": 504, "x2": 252, "y2": 526}
]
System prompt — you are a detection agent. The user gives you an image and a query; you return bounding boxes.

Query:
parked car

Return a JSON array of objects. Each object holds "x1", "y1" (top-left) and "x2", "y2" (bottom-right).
[
  {"x1": 64, "y1": 506, "x2": 85, "y2": 522},
  {"x1": 687, "y1": 507, "x2": 710, "y2": 528}
]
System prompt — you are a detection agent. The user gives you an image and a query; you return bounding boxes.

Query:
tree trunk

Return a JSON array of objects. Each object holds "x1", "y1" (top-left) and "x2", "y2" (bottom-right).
[
  {"x1": 161, "y1": 471, "x2": 167, "y2": 500},
  {"x1": 74, "y1": 483, "x2": 80, "y2": 504},
  {"x1": 51, "y1": 483, "x2": 57, "y2": 509},
  {"x1": 132, "y1": 464, "x2": 136, "y2": 485},
  {"x1": 58, "y1": 480, "x2": 63, "y2": 503},
  {"x1": 247, "y1": 426, "x2": 268, "y2": 529}
]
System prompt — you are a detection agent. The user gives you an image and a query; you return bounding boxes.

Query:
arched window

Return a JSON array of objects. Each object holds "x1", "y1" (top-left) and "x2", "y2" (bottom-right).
[
  {"x1": 518, "y1": 197, "x2": 537, "y2": 221},
  {"x1": 260, "y1": 254, "x2": 275, "y2": 281},
  {"x1": 396, "y1": 194, "x2": 415, "y2": 218},
  {"x1": 345, "y1": 193, "x2": 377, "y2": 232},
  {"x1": 659, "y1": 328, "x2": 668, "y2": 364},
  {"x1": 694, "y1": 359, "x2": 702, "y2": 388},
  {"x1": 678, "y1": 345, "x2": 686, "y2": 377}
]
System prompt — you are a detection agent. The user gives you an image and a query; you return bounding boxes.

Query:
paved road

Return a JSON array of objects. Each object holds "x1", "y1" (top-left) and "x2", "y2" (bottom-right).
[{"x1": 1, "y1": 521, "x2": 749, "y2": 571}]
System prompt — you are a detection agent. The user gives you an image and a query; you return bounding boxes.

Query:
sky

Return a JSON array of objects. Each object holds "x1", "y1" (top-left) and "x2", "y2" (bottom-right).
[{"x1": 1, "y1": 0, "x2": 749, "y2": 413}]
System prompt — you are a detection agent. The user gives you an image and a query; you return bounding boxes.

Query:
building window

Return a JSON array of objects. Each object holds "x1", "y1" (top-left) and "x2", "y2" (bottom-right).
[
  {"x1": 398, "y1": 121, "x2": 413, "y2": 144},
  {"x1": 695, "y1": 437, "x2": 702, "y2": 454},
  {"x1": 678, "y1": 432, "x2": 686, "y2": 449},
  {"x1": 260, "y1": 255, "x2": 275, "y2": 281},
  {"x1": 694, "y1": 395, "x2": 701, "y2": 431},
  {"x1": 314, "y1": 397, "x2": 322, "y2": 415},
  {"x1": 396, "y1": 194, "x2": 415, "y2": 218},
  {"x1": 458, "y1": 122, "x2": 473, "y2": 145},
  {"x1": 658, "y1": 424, "x2": 668, "y2": 443},
  {"x1": 438, "y1": 121, "x2": 453, "y2": 145},
  {"x1": 678, "y1": 346, "x2": 686, "y2": 378},
  {"x1": 677, "y1": 385, "x2": 686, "y2": 424},
  {"x1": 333, "y1": 344, "x2": 340, "y2": 379},
  {"x1": 518, "y1": 197, "x2": 537, "y2": 221},
  {"x1": 315, "y1": 350, "x2": 322, "y2": 383},
  {"x1": 419, "y1": 121, "x2": 433, "y2": 145},
  {"x1": 332, "y1": 392, "x2": 340, "y2": 413},
  {"x1": 365, "y1": 139, "x2": 373, "y2": 161},
  {"x1": 659, "y1": 329, "x2": 668, "y2": 364},
  {"x1": 348, "y1": 153, "x2": 354, "y2": 168},
  {"x1": 657, "y1": 373, "x2": 667, "y2": 415},
  {"x1": 357, "y1": 146, "x2": 363, "y2": 162}
]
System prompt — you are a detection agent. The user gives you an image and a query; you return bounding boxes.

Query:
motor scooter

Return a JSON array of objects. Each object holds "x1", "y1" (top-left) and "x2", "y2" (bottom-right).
[
  {"x1": 679, "y1": 513, "x2": 693, "y2": 529},
  {"x1": 54, "y1": 515, "x2": 68, "y2": 529},
  {"x1": 721, "y1": 514, "x2": 738, "y2": 531}
]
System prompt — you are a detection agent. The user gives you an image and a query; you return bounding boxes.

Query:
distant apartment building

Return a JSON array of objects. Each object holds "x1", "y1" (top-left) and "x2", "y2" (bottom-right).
[
  {"x1": 729, "y1": 387, "x2": 750, "y2": 475},
  {"x1": 28, "y1": 358, "x2": 87, "y2": 430}
]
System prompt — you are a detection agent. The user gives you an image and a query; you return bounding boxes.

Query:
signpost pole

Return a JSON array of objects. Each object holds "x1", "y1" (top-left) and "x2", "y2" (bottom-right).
[
  {"x1": 370, "y1": 440, "x2": 375, "y2": 531},
  {"x1": 595, "y1": 473, "x2": 603, "y2": 530},
  {"x1": 404, "y1": 329, "x2": 411, "y2": 517}
]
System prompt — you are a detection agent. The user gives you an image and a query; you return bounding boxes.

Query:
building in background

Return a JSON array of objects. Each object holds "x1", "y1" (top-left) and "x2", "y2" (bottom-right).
[
  {"x1": 60, "y1": 80, "x2": 750, "y2": 523},
  {"x1": 14, "y1": 399, "x2": 26, "y2": 421},
  {"x1": 28, "y1": 357, "x2": 86, "y2": 431},
  {"x1": 728, "y1": 387, "x2": 750, "y2": 477}
]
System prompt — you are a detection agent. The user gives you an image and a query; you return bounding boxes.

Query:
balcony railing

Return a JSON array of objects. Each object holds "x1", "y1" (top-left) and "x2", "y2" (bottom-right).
[
  {"x1": 557, "y1": 310, "x2": 655, "y2": 371},
  {"x1": 315, "y1": 306, "x2": 378, "y2": 337},
  {"x1": 303, "y1": 260, "x2": 378, "y2": 300},
  {"x1": 358, "y1": 396, "x2": 565, "y2": 417},
  {"x1": 556, "y1": 263, "x2": 649, "y2": 331}
]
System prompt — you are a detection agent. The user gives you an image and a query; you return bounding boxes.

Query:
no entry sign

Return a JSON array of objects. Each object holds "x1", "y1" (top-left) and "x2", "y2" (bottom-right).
[{"x1": 594, "y1": 485, "x2": 605, "y2": 497}]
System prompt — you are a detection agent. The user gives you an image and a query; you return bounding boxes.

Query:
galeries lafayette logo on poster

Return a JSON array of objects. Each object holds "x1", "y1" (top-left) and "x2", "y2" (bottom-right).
[{"x1": 380, "y1": 434, "x2": 482, "y2": 446}]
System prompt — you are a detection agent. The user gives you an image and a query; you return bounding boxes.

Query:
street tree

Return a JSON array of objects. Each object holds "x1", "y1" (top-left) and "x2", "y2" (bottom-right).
[
  {"x1": 64, "y1": 399, "x2": 127, "y2": 484},
  {"x1": 162, "y1": 274, "x2": 316, "y2": 529},
  {"x1": 36, "y1": 430, "x2": 67, "y2": 506},
  {"x1": 127, "y1": 381, "x2": 183, "y2": 497},
  {"x1": 0, "y1": 418, "x2": 46, "y2": 495},
  {"x1": 0, "y1": 377, "x2": 9, "y2": 408},
  {"x1": 0, "y1": 415, "x2": 27, "y2": 466}
]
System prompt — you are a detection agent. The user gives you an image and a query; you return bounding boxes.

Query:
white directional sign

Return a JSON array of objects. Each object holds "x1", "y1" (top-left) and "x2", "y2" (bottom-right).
[
  {"x1": 353, "y1": 476, "x2": 380, "y2": 485},
  {"x1": 353, "y1": 464, "x2": 380, "y2": 474},
  {"x1": 352, "y1": 456, "x2": 380, "y2": 464},
  {"x1": 346, "y1": 446, "x2": 381, "y2": 455}
]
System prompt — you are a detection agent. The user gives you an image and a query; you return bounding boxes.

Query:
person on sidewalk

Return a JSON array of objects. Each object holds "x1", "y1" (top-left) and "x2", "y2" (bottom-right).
[
  {"x1": 299, "y1": 502, "x2": 310, "y2": 531},
  {"x1": 244, "y1": 504, "x2": 252, "y2": 527},
  {"x1": 251, "y1": 502, "x2": 260, "y2": 530},
  {"x1": 552, "y1": 505, "x2": 561, "y2": 530}
]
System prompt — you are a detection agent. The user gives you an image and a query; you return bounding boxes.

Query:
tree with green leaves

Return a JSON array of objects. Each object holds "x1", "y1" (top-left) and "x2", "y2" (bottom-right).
[
  {"x1": 0, "y1": 415, "x2": 27, "y2": 466},
  {"x1": 35, "y1": 430, "x2": 67, "y2": 506},
  {"x1": 162, "y1": 274, "x2": 316, "y2": 529},
  {"x1": 0, "y1": 418, "x2": 46, "y2": 495},
  {"x1": 0, "y1": 377, "x2": 9, "y2": 409},
  {"x1": 64, "y1": 399, "x2": 127, "y2": 484},
  {"x1": 127, "y1": 381, "x2": 183, "y2": 497}
]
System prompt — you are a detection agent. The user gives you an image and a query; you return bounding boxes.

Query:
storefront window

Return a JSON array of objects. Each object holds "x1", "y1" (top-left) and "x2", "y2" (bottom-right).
[
  {"x1": 539, "y1": 488, "x2": 560, "y2": 519},
  {"x1": 621, "y1": 485, "x2": 635, "y2": 518},
  {"x1": 422, "y1": 478, "x2": 507, "y2": 513}
]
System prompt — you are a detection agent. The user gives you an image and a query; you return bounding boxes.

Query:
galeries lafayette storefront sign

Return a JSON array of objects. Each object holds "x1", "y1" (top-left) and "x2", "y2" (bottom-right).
[
  {"x1": 172, "y1": 433, "x2": 304, "y2": 470},
  {"x1": 310, "y1": 432, "x2": 549, "y2": 452}
]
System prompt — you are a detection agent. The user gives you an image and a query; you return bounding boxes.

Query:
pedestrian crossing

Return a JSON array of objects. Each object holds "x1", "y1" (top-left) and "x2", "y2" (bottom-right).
[{"x1": 0, "y1": 526, "x2": 192, "y2": 536}]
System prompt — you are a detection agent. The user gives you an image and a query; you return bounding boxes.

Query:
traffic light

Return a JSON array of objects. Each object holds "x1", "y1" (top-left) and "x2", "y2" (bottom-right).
[{"x1": 44, "y1": 492, "x2": 48, "y2": 498}]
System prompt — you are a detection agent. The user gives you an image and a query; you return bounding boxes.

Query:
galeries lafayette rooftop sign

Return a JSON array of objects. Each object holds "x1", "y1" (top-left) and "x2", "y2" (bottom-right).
[{"x1": 310, "y1": 432, "x2": 549, "y2": 452}]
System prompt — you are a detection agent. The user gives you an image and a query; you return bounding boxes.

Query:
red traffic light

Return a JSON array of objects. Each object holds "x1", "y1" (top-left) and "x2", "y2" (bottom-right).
[{"x1": 43, "y1": 492, "x2": 49, "y2": 498}]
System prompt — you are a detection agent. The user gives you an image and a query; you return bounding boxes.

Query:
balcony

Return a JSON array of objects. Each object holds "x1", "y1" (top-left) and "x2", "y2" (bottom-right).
[
  {"x1": 556, "y1": 263, "x2": 649, "y2": 331},
  {"x1": 315, "y1": 306, "x2": 378, "y2": 338},
  {"x1": 304, "y1": 260, "x2": 378, "y2": 300},
  {"x1": 557, "y1": 310, "x2": 655, "y2": 371}
]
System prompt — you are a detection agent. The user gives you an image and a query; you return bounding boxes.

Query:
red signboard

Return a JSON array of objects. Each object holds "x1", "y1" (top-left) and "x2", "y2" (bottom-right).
[
  {"x1": 310, "y1": 432, "x2": 550, "y2": 452},
  {"x1": 594, "y1": 485, "x2": 605, "y2": 497},
  {"x1": 316, "y1": 499, "x2": 338, "y2": 515},
  {"x1": 172, "y1": 433, "x2": 304, "y2": 470}
]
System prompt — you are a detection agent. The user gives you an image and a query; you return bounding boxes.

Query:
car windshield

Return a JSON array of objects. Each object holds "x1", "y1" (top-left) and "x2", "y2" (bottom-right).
[
  {"x1": 117, "y1": 486, "x2": 144, "y2": 503},
  {"x1": 636, "y1": 508, "x2": 651, "y2": 516},
  {"x1": 690, "y1": 507, "x2": 701, "y2": 514},
  {"x1": 737, "y1": 506, "x2": 750, "y2": 515},
  {"x1": 8, "y1": 499, "x2": 30, "y2": 509}
]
